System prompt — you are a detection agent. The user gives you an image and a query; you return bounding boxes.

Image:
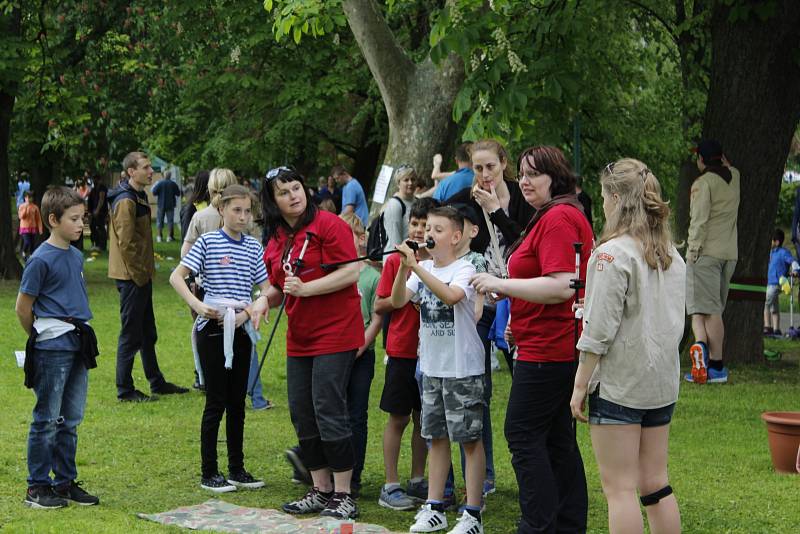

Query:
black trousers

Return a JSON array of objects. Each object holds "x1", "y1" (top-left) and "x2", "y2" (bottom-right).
[
  {"x1": 115, "y1": 280, "x2": 165, "y2": 397},
  {"x1": 287, "y1": 351, "x2": 355, "y2": 472},
  {"x1": 89, "y1": 214, "x2": 107, "y2": 250},
  {"x1": 505, "y1": 360, "x2": 588, "y2": 534},
  {"x1": 197, "y1": 323, "x2": 251, "y2": 478}
]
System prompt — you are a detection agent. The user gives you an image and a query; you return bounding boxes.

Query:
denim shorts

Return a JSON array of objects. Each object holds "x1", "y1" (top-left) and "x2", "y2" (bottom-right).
[{"x1": 588, "y1": 390, "x2": 675, "y2": 427}]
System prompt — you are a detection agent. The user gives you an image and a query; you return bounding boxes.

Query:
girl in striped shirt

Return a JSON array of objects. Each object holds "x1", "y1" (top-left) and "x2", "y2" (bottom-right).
[{"x1": 170, "y1": 184, "x2": 270, "y2": 493}]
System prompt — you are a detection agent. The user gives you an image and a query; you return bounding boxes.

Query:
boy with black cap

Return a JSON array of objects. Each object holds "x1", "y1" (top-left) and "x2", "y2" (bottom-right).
[{"x1": 686, "y1": 139, "x2": 740, "y2": 384}]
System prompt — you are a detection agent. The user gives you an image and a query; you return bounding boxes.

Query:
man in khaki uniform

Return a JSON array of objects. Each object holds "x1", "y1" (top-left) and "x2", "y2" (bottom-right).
[
  {"x1": 685, "y1": 139, "x2": 740, "y2": 384},
  {"x1": 108, "y1": 151, "x2": 188, "y2": 401}
]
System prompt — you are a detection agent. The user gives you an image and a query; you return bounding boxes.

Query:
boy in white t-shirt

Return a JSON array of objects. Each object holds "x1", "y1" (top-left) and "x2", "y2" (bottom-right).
[{"x1": 392, "y1": 206, "x2": 486, "y2": 534}]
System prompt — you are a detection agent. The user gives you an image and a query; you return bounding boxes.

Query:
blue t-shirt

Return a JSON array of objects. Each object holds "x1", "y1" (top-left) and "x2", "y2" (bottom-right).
[
  {"x1": 433, "y1": 167, "x2": 474, "y2": 202},
  {"x1": 16, "y1": 180, "x2": 30, "y2": 207},
  {"x1": 19, "y1": 242, "x2": 92, "y2": 351},
  {"x1": 341, "y1": 178, "x2": 369, "y2": 226},
  {"x1": 181, "y1": 229, "x2": 268, "y2": 303},
  {"x1": 768, "y1": 246, "x2": 795, "y2": 285}
]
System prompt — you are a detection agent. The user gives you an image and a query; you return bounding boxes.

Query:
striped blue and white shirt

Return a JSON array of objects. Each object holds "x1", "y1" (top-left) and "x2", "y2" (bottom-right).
[{"x1": 182, "y1": 229, "x2": 268, "y2": 303}]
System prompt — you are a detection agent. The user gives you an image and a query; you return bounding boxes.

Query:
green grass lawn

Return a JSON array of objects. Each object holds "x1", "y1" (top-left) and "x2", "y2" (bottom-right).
[{"x1": 0, "y1": 237, "x2": 799, "y2": 533}]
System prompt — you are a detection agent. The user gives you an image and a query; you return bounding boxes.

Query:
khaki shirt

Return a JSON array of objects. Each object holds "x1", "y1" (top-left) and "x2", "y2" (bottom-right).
[
  {"x1": 576, "y1": 235, "x2": 686, "y2": 409},
  {"x1": 687, "y1": 167, "x2": 740, "y2": 261}
]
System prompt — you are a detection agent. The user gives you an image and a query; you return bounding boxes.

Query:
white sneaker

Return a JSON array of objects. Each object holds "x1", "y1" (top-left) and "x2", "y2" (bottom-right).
[
  {"x1": 447, "y1": 511, "x2": 483, "y2": 534},
  {"x1": 410, "y1": 504, "x2": 448, "y2": 532},
  {"x1": 156, "y1": 235, "x2": 162, "y2": 243}
]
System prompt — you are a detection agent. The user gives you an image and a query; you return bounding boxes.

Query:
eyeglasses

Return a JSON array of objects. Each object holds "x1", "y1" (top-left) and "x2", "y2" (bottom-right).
[
  {"x1": 519, "y1": 168, "x2": 545, "y2": 182},
  {"x1": 265, "y1": 166, "x2": 292, "y2": 181}
]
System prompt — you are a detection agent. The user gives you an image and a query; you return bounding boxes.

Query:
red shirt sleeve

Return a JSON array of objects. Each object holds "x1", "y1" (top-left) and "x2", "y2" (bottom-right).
[
  {"x1": 377, "y1": 253, "x2": 399, "y2": 298},
  {"x1": 538, "y1": 212, "x2": 582, "y2": 276}
]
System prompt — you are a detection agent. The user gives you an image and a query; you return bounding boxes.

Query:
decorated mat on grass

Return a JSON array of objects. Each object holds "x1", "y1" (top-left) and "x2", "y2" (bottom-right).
[{"x1": 138, "y1": 499, "x2": 401, "y2": 533}]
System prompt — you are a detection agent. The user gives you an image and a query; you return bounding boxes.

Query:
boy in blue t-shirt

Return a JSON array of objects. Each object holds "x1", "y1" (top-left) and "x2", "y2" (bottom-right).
[
  {"x1": 16, "y1": 187, "x2": 100, "y2": 509},
  {"x1": 764, "y1": 228, "x2": 798, "y2": 336}
]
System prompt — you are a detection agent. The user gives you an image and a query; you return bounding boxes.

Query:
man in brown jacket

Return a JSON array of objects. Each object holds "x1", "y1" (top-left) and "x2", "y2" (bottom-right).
[{"x1": 108, "y1": 151, "x2": 188, "y2": 401}]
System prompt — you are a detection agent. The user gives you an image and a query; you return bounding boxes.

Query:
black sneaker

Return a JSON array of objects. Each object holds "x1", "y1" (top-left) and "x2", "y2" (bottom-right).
[
  {"x1": 118, "y1": 389, "x2": 155, "y2": 402},
  {"x1": 24, "y1": 485, "x2": 68, "y2": 509},
  {"x1": 227, "y1": 470, "x2": 265, "y2": 489},
  {"x1": 53, "y1": 481, "x2": 99, "y2": 506},
  {"x1": 285, "y1": 446, "x2": 312, "y2": 486},
  {"x1": 283, "y1": 487, "x2": 330, "y2": 514},
  {"x1": 320, "y1": 492, "x2": 358, "y2": 520},
  {"x1": 200, "y1": 473, "x2": 237, "y2": 493},
  {"x1": 152, "y1": 382, "x2": 189, "y2": 395}
]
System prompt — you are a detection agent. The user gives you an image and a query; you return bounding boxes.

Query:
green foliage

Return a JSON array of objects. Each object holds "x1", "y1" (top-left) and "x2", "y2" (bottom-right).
[{"x1": 775, "y1": 181, "x2": 798, "y2": 230}]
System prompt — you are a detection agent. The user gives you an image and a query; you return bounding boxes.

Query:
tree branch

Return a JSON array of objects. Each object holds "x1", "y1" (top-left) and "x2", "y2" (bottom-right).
[
  {"x1": 341, "y1": 0, "x2": 415, "y2": 121},
  {"x1": 625, "y1": 0, "x2": 678, "y2": 43}
]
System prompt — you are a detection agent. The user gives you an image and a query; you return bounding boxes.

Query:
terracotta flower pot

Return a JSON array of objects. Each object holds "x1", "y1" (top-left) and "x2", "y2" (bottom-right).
[{"x1": 761, "y1": 411, "x2": 800, "y2": 474}]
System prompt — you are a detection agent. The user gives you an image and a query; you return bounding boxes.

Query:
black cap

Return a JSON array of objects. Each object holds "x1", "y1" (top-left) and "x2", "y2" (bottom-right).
[
  {"x1": 448, "y1": 203, "x2": 481, "y2": 226},
  {"x1": 693, "y1": 139, "x2": 723, "y2": 163}
]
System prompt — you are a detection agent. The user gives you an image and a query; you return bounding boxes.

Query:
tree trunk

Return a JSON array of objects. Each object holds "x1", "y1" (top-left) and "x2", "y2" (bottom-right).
[
  {"x1": 0, "y1": 9, "x2": 22, "y2": 280},
  {"x1": 675, "y1": 157, "x2": 698, "y2": 242},
  {"x1": 342, "y1": 0, "x2": 464, "y2": 217},
  {"x1": 703, "y1": 1, "x2": 800, "y2": 363}
]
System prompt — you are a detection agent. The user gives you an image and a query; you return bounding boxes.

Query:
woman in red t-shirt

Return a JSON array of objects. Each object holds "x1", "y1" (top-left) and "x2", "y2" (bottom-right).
[
  {"x1": 260, "y1": 167, "x2": 364, "y2": 520},
  {"x1": 471, "y1": 146, "x2": 592, "y2": 533}
]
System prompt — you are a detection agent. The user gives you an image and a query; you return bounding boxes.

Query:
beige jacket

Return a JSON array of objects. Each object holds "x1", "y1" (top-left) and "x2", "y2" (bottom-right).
[
  {"x1": 576, "y1": 235, "x2": 686, "y2": 409},
  {"x1": 687, "y1": 167, "x2": 740, "y2": 261}
]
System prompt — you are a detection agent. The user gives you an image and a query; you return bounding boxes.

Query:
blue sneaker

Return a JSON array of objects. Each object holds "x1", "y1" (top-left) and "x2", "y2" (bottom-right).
[
  {"x1": 378, "y1": 485, "x2": 416, "y2": 511},
  {"x1": 482, "y1": 479, "x2": 496, "y2": 497},
  {"x1": 707, "y1": 366, "x2": 729, "y2": 384}
]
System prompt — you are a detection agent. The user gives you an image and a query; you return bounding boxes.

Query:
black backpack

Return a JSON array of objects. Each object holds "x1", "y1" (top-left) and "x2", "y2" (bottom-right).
[{"x1": 366, "y1": 196, "x2": 406, "y2": 260}]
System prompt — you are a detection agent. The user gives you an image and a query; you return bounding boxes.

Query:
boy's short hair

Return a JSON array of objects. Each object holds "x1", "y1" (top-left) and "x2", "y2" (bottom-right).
[
  {"x1": 41, "y1": 186, "x2": 84, "y2": 230},
  {"x1": 427, "y1": 206, "x2": 464, "y2": 233},
  {"x1": 340, "y1": 211, "x2": 365, "y2": 236},
  {"x1": 454, "y1": 142, "x2": 472, "y2": 164},
  {"x1": 410, "y1": 197, "x2": 439, "y2": 221},
  {"x1": 773, "y1": 228, "x2": 785, "y2": 245},
  {"x1": 23, "y1": 190, "x2": 35, "y2": 200}
]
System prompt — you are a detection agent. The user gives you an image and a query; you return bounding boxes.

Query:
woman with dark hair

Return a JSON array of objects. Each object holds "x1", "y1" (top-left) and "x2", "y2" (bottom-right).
[
  {"x1": 260, "y1": 167, "x2": 364, "y2": 521},
  {"x1": 471, "y1": 145, "x2": 592, "y2": 533},
  {"x1": 181, "y1": 170, "x2": 210, "y2": 240}
]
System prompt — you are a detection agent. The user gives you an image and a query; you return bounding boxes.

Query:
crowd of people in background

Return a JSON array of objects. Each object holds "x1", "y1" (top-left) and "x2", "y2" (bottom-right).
[{"x1": 13, "y1": 137, "x2": 744, "y2": 534}]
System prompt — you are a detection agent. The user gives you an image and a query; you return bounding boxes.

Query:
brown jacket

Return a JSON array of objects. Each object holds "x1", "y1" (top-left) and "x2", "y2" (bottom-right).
[{"x1": 108, "y1": 180, "x2": 154, "y2": 285}]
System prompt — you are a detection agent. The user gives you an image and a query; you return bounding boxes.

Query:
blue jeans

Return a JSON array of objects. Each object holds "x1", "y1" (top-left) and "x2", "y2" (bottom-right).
[
  {"x1": 27, "y1": 350, "x2": 88, "y2": 487},
  {"x1": 248, "y1": 347, "x2": 268, "y2": 409},
  {"x1": 347, "y1": 348, "x2": 375, "y2": 485},
  {"x1": 155, "y1": 206, "x2": 175, "y2": 238}
]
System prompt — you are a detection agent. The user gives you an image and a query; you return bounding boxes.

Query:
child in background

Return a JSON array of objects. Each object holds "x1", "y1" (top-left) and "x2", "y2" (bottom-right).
[
  {"x1": 764, "y1": 228, "x2": 798, "y2": 336},
  {"x1": 375, "y1": 198, "x2": 436, "y2": 511},
  {"x1": 392, "y1": 206, "x2": 486, "y2": 534},
  {"x1": 18, "y1": 191, "x2": 44, "y2": 260},
  {"x1": 16, "y1": 187, "x2": 99, "y2": 509},
  {"x1": 169, "y1": 184, "x2": 270, "y2": 493},
  {"x1": 340, "y1": 212, "x2": 382, "y2": 497}
]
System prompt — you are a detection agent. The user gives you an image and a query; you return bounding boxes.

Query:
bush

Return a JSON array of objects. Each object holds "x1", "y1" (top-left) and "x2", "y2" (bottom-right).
[{"x1": 775, "y1": 182, "x2": 798, "y2": 231}]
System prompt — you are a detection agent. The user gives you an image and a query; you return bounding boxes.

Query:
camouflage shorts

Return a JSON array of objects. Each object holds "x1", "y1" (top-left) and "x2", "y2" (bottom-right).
[{"x1": 421, "y1": 375, "x2": 484, "y2": 443}]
